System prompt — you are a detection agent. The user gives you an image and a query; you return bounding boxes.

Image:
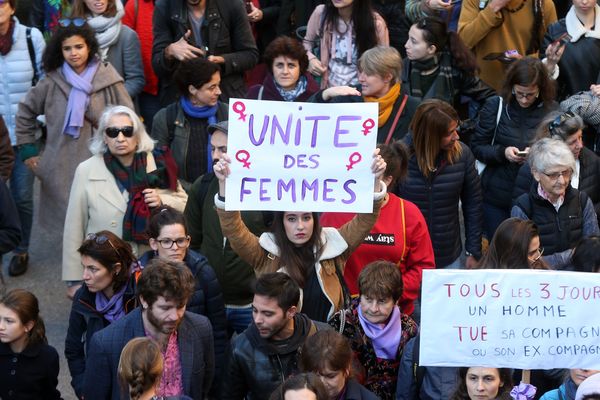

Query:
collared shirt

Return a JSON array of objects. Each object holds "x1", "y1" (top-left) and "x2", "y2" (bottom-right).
[{"x1": 537, "y1": 183, "x2": 564, "y2": 212}]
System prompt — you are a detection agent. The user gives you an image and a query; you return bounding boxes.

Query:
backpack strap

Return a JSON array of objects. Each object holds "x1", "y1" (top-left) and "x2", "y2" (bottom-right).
[
  {"x1": 258, "y1": 85, "x2": 264, "y2": 100},
  {"x1": 385, "y1": 94, "x2": 409, "y2": 145},
  {"x1": 26, "y1": 28, "x2": 40, "y2": 86}
]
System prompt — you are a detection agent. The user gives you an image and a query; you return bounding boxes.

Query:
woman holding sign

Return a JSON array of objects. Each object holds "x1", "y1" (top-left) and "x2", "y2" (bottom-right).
[{"x1": 213, "y1": 150, "x2": 387, "y2": 322}]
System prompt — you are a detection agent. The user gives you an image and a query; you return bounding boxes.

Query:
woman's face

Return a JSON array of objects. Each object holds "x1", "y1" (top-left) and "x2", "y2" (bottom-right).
[
  {"x1": 81, "y1": 255, "x2": 115, "y2": 295},
  {"x1": 104, "y1": 114, "x2": 138, "y2": 159},
  {"x1": 534, "y1": 165, "x2": 572, "y2": 200},
  {"x1": 405, "y1": 25, "x2": 436, "y2": 61},
  {"x1": 283, "y1": 212, "x2": 314, "y2": 246},
  {"x1": 0, "y1": 0, "x2": 15, "y2": 32},
  {"x1": 331, "y1": 0, "x2": 354, "y2": 11},
  {"x1": 62, "y1": 34, "x2": 91, "y2": 74},
  {"x1": 465, "y1": 367, "x2": 503, "y2": 400},
  {"x1": 188, "y1": 71, "x2": 221, "y2": 107},
  {"x1": 83, "y1": 0, "x2": 108, "y2": 15},
  {"x1": 0, "y1": 304, "x2": 32, "y2": 347},
  {"x1": 359, "y1": 294, "x2": 396, "y2": 325},
  {"x1": 512, "y1": 84, "x2": 539, "y2": 109},
  {"x1": 572, "y1": 0, "x2": 594, "y2": 14},
  {"x1": 527, "y1": 235, "x2": 542, "y2": 266},
  {"x1": 150, "y1": 223, "x2": 190, "y2": 262},
  {"x1": 272, "y1": 55, "x2": 301, "y2": 91},
  {"x1": 440, "y1": 120, "x2": 460, "y2": 151},
  {"x1": 565, "y1": 130, "x2": 584, "y2": 160},
  {"x1": 285, "y1": 388, "x2": 317, "y2": 400},
  {"x1": 318, "y1": 367, "x2": 348, "y2": 399},
  {"x1": 358, "y1": 71, "x2": 391, "y2": 98},
  {"x1": 570, "y1": 369, "x2": 600, "y2": 386}
]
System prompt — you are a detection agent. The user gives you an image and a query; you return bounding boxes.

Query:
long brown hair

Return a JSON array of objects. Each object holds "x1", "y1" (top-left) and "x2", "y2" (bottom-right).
[
  {"x1": 0, "y1": 289, "x2": 47, "y2": 347},
  {"x1": 270, "y1": 212, "x2": 323, "y2": 288},
  {"x1": 410, "y1": 99, "x2": 462, "y2": 177},
  {"x1": 501, "y1": 57, "x2": 556, "y2": 109}
]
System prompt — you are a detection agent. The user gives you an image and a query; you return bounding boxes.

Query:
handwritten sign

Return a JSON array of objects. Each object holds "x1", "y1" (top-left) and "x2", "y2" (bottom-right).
[
  {"x1": 226, "y1": 99, "x2": 379, "y2": 212},
  {"x1": 420, "y1": 269, "x2": 600, "y2": 369}
]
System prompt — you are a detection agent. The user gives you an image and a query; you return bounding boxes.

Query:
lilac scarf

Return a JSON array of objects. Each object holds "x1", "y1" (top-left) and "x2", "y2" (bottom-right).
[
  {"x1": 95, "y1": 283, "x2": 127, "y2": 323},
  {"x1": 61, "y1": 58, "x2": 100, "y2": 138},
  {"x1": 358, "y1": 304, "x2": 402, "y2": 359}
]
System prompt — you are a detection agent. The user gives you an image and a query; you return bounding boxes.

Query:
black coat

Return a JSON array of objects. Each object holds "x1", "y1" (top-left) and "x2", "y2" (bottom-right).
[
  {"x1": 395, "y1": 139, "x2": 483, "y2": 267},
  {"x1": 64, "y1": 280, "x2": 137, "y2": 398},
  {"x1": 470, "y1": 96, "x2": 557, "y2": 209},
  {"x1": 0, "y1": 180, "x2": 20, "y2": 255},
  {"x1": 152, "y1": 0, "x2": 259, "y2": 105},
  {"x1": 513, "y1": 146, "x2": 600, "y2": 219},
  {"x1": 0, "y1": 341, "x2": 62, "y2": 399}
]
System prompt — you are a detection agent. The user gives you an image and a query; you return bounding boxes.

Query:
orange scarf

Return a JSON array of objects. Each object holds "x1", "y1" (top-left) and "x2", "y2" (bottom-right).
[{"x1": 364, "y1": 83, "x2": 401, "y2": 127}]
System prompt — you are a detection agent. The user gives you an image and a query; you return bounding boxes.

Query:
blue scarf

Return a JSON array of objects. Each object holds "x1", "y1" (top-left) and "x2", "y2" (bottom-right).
[
  {"x1": 276, "y1": 75, "x2": 308, "y2": 102},
  {"x1": 180, "y1": 96, "x2": 218, "y2": 172},
  {"x1": 358, "y1": 304, "x2": 403, "y2": 359},
  {"x1": 61, "y1": 58, "x2": 100, "y2": 138},
  {"x1": 95, "y1": 283, "x2": 127, "y2": 323}
]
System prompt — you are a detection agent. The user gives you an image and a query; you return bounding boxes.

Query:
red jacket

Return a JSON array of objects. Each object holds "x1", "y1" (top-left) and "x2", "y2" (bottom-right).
[
  {"x1": 320, "y1": 193, "x2": 435, "y2": 315},
  {"x1": 123, "y1": 0, "x2": 158, "y2": 95}
]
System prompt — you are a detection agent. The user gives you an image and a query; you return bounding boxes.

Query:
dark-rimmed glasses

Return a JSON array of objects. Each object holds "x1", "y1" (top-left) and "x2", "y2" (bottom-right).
[
  {"x1": 155, "y1": 237, "x2": 191, "y2": 249},
  {"x1": 512, "y1": 88, "x2": 539, "y2": 100},
  {"x1": 86, "y1": 233, "x2": 119, "y2": 256},
  {"x1": 105, "y1": 126, "x2": 134, "y2": 138},
  {"x1": 58, "y1": 18, "x2": 86, "y2": 27}
]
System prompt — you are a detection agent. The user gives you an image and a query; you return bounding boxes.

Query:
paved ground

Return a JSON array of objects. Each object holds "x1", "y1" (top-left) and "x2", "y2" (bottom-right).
[{"x1": 2, "y1": 182, "x2": 77, "y2": 400}]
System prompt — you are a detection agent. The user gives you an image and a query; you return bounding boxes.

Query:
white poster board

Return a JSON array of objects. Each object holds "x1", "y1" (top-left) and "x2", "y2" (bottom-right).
[
  {"x1": 225, "y1": 99, "x2": 378, "y2": 212},
  {"x1": 420, "y1": 269, "x2": 600, "y2": 369}
]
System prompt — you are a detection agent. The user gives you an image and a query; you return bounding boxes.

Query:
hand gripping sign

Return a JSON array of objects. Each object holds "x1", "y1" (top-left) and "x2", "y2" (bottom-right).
[{"x1": 226, "y1": 99, "x2": 379, "y2": 212}]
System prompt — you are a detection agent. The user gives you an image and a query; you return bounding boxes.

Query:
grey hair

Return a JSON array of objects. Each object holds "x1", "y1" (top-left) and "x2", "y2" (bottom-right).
[
  {"x1": 358, "y1": 46, "x2": 403, "y2": 84},
  {"x1": 89, "y1": 105, "x2": 155, "y2": 155},
  {"x1": 534, "y1": 111, "x2": 584, "y2": 142},
  {"x1": 529, "y1": 138, "x2": 576, "y2": 174}
]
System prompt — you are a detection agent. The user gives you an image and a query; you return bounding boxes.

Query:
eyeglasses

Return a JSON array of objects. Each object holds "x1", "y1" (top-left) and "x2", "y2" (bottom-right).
[
  {"x1": 105, "y1": 126, "x2": 134, "y2": 138},
  {"x1": 541, "y1": 169, "x2": 573, "y2": 181},
  {"x1": 58, "y1": 18, "x2": 86, "y2": 27},
  {"x1": 528, "y1": 247, "x2": 544, "y2": 262},
  {"x1": 549, "y1": 111, "x2": 576, "y2": 136},
  {"x1": 155, "y1": 236, "x2": 191, "y2": 249},
  {"x1": 86, "y1": 233, "x2": 120, "y2": 256},
  {"x1": 512, "y1": 88, "x2": 539, "y2": 100}
]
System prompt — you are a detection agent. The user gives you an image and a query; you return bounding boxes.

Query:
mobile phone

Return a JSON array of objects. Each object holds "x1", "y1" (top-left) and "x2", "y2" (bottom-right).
[
  {"x1": 552, "y1": 32, "x2": 572, "y2": 46},
  {"x1": 517, "y1": 151, "x2": 529, "y2": 157}
]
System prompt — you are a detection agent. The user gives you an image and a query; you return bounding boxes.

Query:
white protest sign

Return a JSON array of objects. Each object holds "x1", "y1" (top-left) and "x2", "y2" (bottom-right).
[
  {"x1": 420, "y1": 269, "x2": 600, "y2": 369},
  {"x1": 225, "y1": 99, "x2": 378, "y2": 212}
]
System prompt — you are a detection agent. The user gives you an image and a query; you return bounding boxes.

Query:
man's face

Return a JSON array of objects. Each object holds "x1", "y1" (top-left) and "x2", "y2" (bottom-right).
[
  {"x1": 142, "y1": 296, "x2": 186, "y2": 335},
  {"x1": 252, "y1": 294, "x2": 294, "y2": 340}
]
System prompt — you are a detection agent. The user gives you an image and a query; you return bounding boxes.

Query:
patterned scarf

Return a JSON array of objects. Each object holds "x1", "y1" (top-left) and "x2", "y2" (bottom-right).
[
  {"x1": 0, "y1": 18, "x2": 15, "y2": 56},
  {"x1": 86, "y1": 0, "x2": 124, "y2": 51},
  {"x1": 104, "y1": 147, "x2": 178, "y2": 243},
  {"x1": 408, "y1": 52, "x2": 455, "y2": 102},
  {"x1": 275, "y1": 75, "x2": 308, "y2": 101},
  {"x1": 61, "y1": 58, "x2": 100, "y2": 138},
  {"x1": 364, "y1": 82, "x2": 400, "y2": 127},
  {"x1": 180, "y1": 96, "x2": 218, "y2": 172}
]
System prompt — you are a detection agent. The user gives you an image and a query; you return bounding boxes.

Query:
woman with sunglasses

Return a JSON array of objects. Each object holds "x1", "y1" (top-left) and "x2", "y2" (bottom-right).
[
  {"x1": 15, "y1": 22, "x2": 133, "y2": 235},
  {"x1": 470, "y1": 57, "x2": 558, "y2": 240},
  {"x1": 62, "y1": 105, "x2": 187, "y2": 299},
  {"x1": 513, "y1": 111, "x2": 600, "y2": 222},
  {"x1": 70, "y1": 0, "x2": 144, "y2": 99},
  {"x1": 139, "y1": 205, "x2": 227, "y2": 393},
  {"x1": 65, "y1": 230, "x2": 137, "y2": 399},
  {"x1": 512, "y1": 138, "x2": 600, "y2": 269}
]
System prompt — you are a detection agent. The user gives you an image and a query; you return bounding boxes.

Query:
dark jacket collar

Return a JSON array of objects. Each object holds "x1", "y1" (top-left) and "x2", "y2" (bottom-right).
[
  {"x1": 0, "y1": 340, "x2": 44, "y2": 357},
  {"x1": 245, "y1": 313, "x2": 313, "y2": 355}
]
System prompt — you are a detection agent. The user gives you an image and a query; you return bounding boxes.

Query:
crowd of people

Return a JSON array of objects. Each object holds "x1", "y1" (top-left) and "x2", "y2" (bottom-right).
[{"x1": 1, "y1": 0, "x2": 600, "y2": 399}]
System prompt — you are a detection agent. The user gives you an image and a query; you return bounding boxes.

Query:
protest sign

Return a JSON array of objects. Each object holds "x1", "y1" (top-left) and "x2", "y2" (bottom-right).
[
  {"x1": 225, "y1": 99, "x2": 379, "y2": 212},
  {"x1": 420, "y1": 269, "x2": 600, "y2": 369}
]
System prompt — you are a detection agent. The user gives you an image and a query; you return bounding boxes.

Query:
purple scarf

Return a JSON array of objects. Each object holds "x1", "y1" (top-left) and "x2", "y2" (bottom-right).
[
  {"x1": 95, "y1": 283, "x2": 127, "y2": 323},
  {"x1": 61, "y1": 58, "x2": 100, "y2": 138},
  {"x1": 358, "y1": 304, "x2": 402, "y2": 359}
]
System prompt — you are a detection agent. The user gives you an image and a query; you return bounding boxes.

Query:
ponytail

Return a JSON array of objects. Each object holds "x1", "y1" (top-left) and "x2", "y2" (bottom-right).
[{"x1": 447, "y1": 31, "x2": 479, "y2": 74}]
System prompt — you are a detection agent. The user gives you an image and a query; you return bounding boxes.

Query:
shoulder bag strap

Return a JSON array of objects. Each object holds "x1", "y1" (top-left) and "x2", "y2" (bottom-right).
[
  {"x1": 385, "y1": 94, "x2": 409, "y2": 145},
  {"x1": 399, "y1": 198, "x2": 407, "y2": 264},
  {"x1": 26, "y1": 28, "x2": 39, "y2": 86},
  {"x1": 491, "y1": 96, "x2": 503, "y2": 146}
]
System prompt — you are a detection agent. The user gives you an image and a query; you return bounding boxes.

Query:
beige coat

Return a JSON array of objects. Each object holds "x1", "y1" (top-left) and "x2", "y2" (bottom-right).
[
  {"x1": 62, "y1": 154, "x2": 188, "y2": 281},
  {"x1": 15, "y1": 63, "x2": 133, "y2": 230}
]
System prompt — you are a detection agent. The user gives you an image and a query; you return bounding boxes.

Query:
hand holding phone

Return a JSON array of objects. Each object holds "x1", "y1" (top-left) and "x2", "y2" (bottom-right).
[{"x1": 516, "y1": 151, "x2": 529, "y2": 157}]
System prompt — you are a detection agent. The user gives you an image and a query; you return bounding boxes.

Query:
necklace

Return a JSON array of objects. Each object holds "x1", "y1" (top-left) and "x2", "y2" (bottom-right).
[{"x1": 506, "y1": 0, "x2": 527, "y2": 13}]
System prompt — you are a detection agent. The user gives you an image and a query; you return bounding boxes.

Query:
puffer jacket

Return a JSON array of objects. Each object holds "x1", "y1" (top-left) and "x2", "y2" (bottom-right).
[
  {"x1": 512, "y1": 146, "x2": 600, "y2": 218},
  {"x1": 470, "y1": 95, "x2": 558, "y2": 209},
  {"x1": 396, "y1": 138, "x2": 483, "y2": 267},
  {"x1": 0, "y1": 17, "x2": 45, "y2": 144}
]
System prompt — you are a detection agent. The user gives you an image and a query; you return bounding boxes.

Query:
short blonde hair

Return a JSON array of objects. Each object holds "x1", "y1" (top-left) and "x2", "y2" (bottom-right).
[
  {"x1": 89, "y1": 105, "x2": 155, "y2": 155},
  {"x1": 358, "y1": 46, "x2": 403, "y2": 84}
]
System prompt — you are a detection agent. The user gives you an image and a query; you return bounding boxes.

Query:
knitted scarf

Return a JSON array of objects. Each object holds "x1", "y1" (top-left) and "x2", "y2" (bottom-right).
[
  {"x1": 364, "y1": 82, "x2": 400, "y2": 127},
  {"x1": 276, "y1": 75, "x2": 308, "y2": 101},
  {"x1": 357, "y1": 304, "x2": 403, "y2": 359},
  {"x1": 0, "y1": 18, "x2": 15, "y2": 56},
  {"x1": 180, "y1": 96, "x2": 218, "y2": 172},
  {"x1": 86, "y1": 0, "x2": 124, "y2": 51},
  {"x1": 95, "y1": 283, "x2": 127, "y2": 323},
  {"x1": 409, "y1": 52, "x2": 456, "y2": 102},
  {"x1": 61, "y1": 58, "x2": 100, "y2": 138},
  {"x1": 104, "y1": 147, "x2": 178, "y2": 243}
]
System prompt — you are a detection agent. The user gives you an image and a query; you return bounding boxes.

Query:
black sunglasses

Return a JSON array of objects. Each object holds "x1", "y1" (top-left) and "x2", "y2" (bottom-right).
[
  {"x1": 105, "y1": 126, "x2": 135, "y2": 138},
  {"x1": 86, "y1": 233, "x2": 120, "y2": 256},
  {"x1": 58, "y1": 18, "x2": 86, "y2": 27}
]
